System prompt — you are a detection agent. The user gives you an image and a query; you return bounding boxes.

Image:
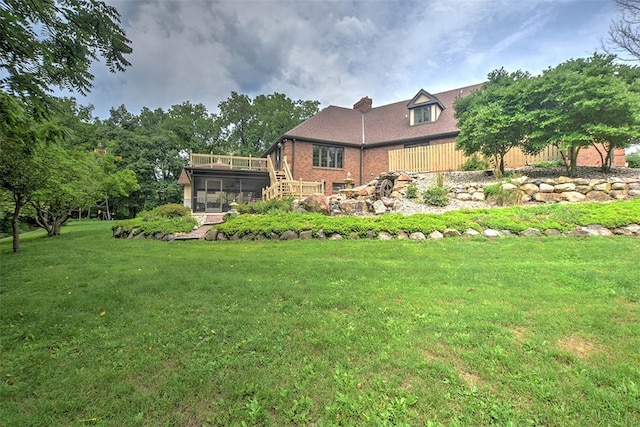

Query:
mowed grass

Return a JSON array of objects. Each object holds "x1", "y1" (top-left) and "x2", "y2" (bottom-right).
[{"x1": 1, "y1": 221, "x2": 639, "y2": 426}]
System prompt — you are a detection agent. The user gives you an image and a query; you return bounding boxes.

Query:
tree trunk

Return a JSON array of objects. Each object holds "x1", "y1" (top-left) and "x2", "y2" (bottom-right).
[
  {"x1": 12, "y1": 204, "x2": 22, "y2": 253},
  {"x1": 11, "y1": 193, "x2": 26, "y2": 253},
  {"x1": 568, "y1": 146, "x2": 580, "y2": 178}
]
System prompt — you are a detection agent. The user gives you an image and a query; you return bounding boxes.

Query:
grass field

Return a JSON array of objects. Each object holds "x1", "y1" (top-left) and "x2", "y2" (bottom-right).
[{"x1": 1, "y1": 221, "x2": 639, "y2": 426}]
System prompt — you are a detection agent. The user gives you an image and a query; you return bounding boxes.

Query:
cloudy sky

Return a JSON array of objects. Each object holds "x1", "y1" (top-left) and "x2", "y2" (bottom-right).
[{"x1": 70, "y1": 0, "x2": 622, "y2": 119}]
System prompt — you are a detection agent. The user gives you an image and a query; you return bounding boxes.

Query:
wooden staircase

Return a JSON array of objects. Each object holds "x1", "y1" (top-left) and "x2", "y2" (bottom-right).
[{"x1": 263, "y1": 156, "x2": 325, "y2": 200}]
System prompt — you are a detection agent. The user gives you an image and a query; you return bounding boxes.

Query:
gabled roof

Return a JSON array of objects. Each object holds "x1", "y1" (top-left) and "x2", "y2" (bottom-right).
[
  {"x1": 271, "y1": 83, "x2": 483, "y2": 151},
  {"x1": 406, "y1": 89, "x2": 444, "y2": 110}
]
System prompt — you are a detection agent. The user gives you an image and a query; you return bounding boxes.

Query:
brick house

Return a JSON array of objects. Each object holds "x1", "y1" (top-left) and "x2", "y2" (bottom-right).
[
  {"x1": 180, "y1": 84, "x2": 627, "y2": 211},
  {"x1": 262, "y1": 84, "x2": 485, "y2": 194}
]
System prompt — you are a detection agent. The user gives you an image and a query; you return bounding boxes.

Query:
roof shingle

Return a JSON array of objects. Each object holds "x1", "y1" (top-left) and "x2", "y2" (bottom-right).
[{"x1": 283, "y1": 83, "x2": 483, "y2": 147}]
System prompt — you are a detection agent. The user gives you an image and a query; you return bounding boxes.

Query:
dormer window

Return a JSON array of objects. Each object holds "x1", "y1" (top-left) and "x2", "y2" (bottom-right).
[
  {"x1": 407, "y1": 89, "x2": 445, "y2": 126},
  {"x1": 414, "y1": 105, "x2": 432, "y2": 124}
]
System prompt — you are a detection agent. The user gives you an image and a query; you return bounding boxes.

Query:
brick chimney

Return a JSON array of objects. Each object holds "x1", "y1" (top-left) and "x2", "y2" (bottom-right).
[{"x1": 353, "y1": 96, "x2": 372, "y2": 113}]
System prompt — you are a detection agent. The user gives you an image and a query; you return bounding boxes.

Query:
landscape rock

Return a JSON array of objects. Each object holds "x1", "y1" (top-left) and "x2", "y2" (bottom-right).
[
  {"x1": 339, "y1": 199, "x2": 368, "y2": 215},
  {"x1": 463, "y1": 228, "x2": 481, "y2": 237},
  {"x1": 428, "y1": 230, "x2": 444, "y2": 240},
  {"x1": 279, "y1": 230, "x2": 299, "y2": 240},
  {"x1": 534, "y1": 192, "x2": 563, "y2": 202},
  {"x1": 204, "y1": 228, "x2": 218, "y2": 241},
  {"x1": 483, "y1": 229, "x2": 500, "y2": 238},
  {"x1": 520, "y1": 228, "x2": 542, "y2": 237},
  {"x1": 372, "y1": 200, "x2": 387, "y2": 215},
  {"x1": 299, "y1": 230, "x2": 313, "y2": 239},
  {"x1": 579, "y1": 225, "x2": 613, "y2": 236},
  {"x1": 592, "y1": 182, "x2": 611, "y2": 192},
  {"x1": 409, "y1": 232, "x2": 426, "y2": 241},
  {"x1": 610, "y1": 190, "x2": 627, "y2": 199},
  {"x1": 586, "y1": 191, "x2": 612, "y2": 201},
  {"x1": 562, "y1": 191, "x2": 586, "y2": 202},
  {"x1": 302, "y1": 193, "x2": 331, "y2": 215},
  {"x1": 554, "y1": 183, "x2": 576, "y2": 192},
  {"x1": 520, "y1": 183, "x2": 539, "y2": 195},
  {"x1": 538, "y1": 183, "x2": 555, "y2": 193},
  {"x1": 377, "y1": 231, "x2": 393, "y2": 240},
  {"x1": 443, "y1": 228, "x2": 461, "y2": 238},
  {"x1": 611, "y1": 182, "x2": 628, "y2": 191}
]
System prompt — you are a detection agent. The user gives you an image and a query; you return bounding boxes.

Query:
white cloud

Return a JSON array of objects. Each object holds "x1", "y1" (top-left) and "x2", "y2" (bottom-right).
[{"x1": 70, "y1": 0, "x2": 618, "y2": 119}]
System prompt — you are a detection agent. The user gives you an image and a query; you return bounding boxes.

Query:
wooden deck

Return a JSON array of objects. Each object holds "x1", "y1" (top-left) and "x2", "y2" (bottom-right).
[{"x1": 188, "y1": 153, "x2": 324, "y2": 201}]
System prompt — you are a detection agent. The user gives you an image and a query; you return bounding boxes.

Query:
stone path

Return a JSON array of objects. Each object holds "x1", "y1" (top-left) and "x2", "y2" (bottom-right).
[{"x1": 174, "y1": 214, "x2": 224, "y2": 240}]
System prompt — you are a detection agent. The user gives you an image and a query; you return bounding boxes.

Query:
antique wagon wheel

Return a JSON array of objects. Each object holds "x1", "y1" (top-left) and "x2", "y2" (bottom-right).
[{"x1": 374, "y1": 179, "x2": 393, "y2": 199}]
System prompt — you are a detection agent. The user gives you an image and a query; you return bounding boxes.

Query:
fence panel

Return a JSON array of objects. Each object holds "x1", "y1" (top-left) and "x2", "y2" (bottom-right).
[{"x1": 389, "y1": 143, "x2": 560, "y2": 173}]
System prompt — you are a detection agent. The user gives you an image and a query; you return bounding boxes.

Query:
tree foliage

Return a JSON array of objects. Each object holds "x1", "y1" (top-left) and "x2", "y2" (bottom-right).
[
  {"x1": 0, "y1": 93, "x2": 42, "y2": 252},
  {"x1": 27, "y1": 99, "x2": 139, "y2": 236},
  {"x1": 527, "y1": 54, "x2": 640, "y2": 175},
  {"x1": 454, "y1": 54, "x2": 640, "y2": 178},
  {"x1": 454, "y1": 68, "x2": 532, "y2": 175},
  {"x1": 1, "y1": 0, "x2": 132, "y2": 251},
  {"x1": 607, "y1": 0, "x2": 640, "y2": 61},
  {"x1": 217, "y1": 92, "x2": 319, "y2": 156},
  {"x1": 0, "y1": 0, "x2": 132, "y2": 106}
]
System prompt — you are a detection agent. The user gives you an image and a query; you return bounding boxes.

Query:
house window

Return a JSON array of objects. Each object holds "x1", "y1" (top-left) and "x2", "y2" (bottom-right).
[
  {"x1": 332, "y1": 182, "x2": 346, "y2": 192},
  {"x1": 413, "y1": 105, "x2": 431, "y2": 124},
  {"x1": 313, "y1": 145, "x2": 344, "y2": 168}
]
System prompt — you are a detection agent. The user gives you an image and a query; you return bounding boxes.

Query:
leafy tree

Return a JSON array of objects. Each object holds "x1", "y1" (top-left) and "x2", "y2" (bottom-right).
[
  {"x1": 0, "y1": 94, "x2": 42, "y2": 252},
  {"x1": 217, "y1": 92, "x2": 319, "y2": 155},
  {"x1": 526, "y1": 54, "x2": 640, "y2": 176},
  {"x1": 454, "y1": 68, "x2": 532, "y2": 175},
  {"x1": 0, "y1": 0, "x2": 132, "y2": 107},
  {"x1": 164, "y1": 102, "x2": 221, "y2": 153},
  {"x1": 26, "y1": 99, "x2": 138, "y2": 235},
  {"x1": 99, "y1": 102, "x2": 220, "y2": 217},
  {"x1": 30, "y1": 144, "x2": 137, "y2": 236},
  {"x1": 607, "y1": 0, "x2": 640, "y2": 61},
  {"x1": 1, "y1": 0, "x2": 131, "y2": 251}
]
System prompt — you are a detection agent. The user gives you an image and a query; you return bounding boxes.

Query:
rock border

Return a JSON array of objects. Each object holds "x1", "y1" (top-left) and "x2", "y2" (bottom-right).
[{"x1": 111, "y1": 223, "x2": 640, "y2": 242}]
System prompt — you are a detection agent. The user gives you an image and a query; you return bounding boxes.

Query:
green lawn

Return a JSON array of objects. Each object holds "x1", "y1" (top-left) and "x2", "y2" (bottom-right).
[{"x1": 1, "y1": 221, "x2": 639, "y2": 426}]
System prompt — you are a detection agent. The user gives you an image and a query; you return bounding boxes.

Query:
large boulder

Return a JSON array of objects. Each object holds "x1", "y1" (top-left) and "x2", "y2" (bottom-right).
[
  {"x1": 302, "y1": 193, "x2": 331, "y2": 215},
  {"x1": 372, "y1": 200, "x2": 387, "y2": 215},
  {"x1": 339, "y1": 199, "x2": 369, "y2": 215}
]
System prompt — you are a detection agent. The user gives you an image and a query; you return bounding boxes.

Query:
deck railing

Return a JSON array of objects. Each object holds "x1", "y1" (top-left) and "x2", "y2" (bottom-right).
[
  {"x1": 263, "y1": 179, "x2": 325, "y2": 201},
  {"x1": 189, "y1": 153, "x2": 268, "y2": 171}
]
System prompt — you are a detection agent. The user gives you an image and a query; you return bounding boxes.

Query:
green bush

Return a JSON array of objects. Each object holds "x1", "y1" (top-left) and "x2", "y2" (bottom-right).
[
  {"x1": 113, "y1": 215, "x2": 197, "y2": 235},
  {"x1": 114, "y1": 203, "x2": 196, "y2": 235},
  {"x1": 236, "y1": 197, "x2": 294, "y2": 214},
  {"x1": 533, "y1": 160, "x2": 563, "y2": 169},
  {"x1": 422, "y1": 173, "x2": 449, "y2": 207},
  {"x1": 461, "y1": 154, "x2": 489, "y2": 171},
  {"x1": 422, "y1": 186, "x2": 449, "y2": 207},
  {"x1": 139, "y1": 203, "x2": 191, "y2": 221},
  {"x1": 153, "y1": 203, "x2": 191, "y2": 218},
  {"x1": 483, "y1": 180, "x2": 523, "y2": 207},
  {"x1": 214, "y1": 199, "x2": 640, "y2": 236},
  {"x1": 626, "y1": 152, "x2": 640, "y2": 168},
  {"x1": 405, "y1": 184, "x2": 418, "y2": 199}
]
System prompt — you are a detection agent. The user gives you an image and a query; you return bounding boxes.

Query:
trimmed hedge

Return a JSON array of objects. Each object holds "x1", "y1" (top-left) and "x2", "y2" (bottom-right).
[{"x1": 216, "y1": 199, "x2": 640, "y2": 236}]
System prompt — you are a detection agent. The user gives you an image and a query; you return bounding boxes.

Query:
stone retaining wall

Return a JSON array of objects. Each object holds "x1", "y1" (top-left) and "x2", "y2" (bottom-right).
[
  {"x1": 112, "y1": 222, "x2": 640, "y2": 241},
  {"x1": 197, "y1": 223, "x2": 640, "y2": 242},
  {"x1": 448, "y1": 176, "x2": 640, "y2": 203}
]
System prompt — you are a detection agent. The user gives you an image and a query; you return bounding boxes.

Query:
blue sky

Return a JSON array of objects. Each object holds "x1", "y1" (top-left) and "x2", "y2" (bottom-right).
[{"x1": 69, "y1": 0, "x2": 621, "y2": 120}]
